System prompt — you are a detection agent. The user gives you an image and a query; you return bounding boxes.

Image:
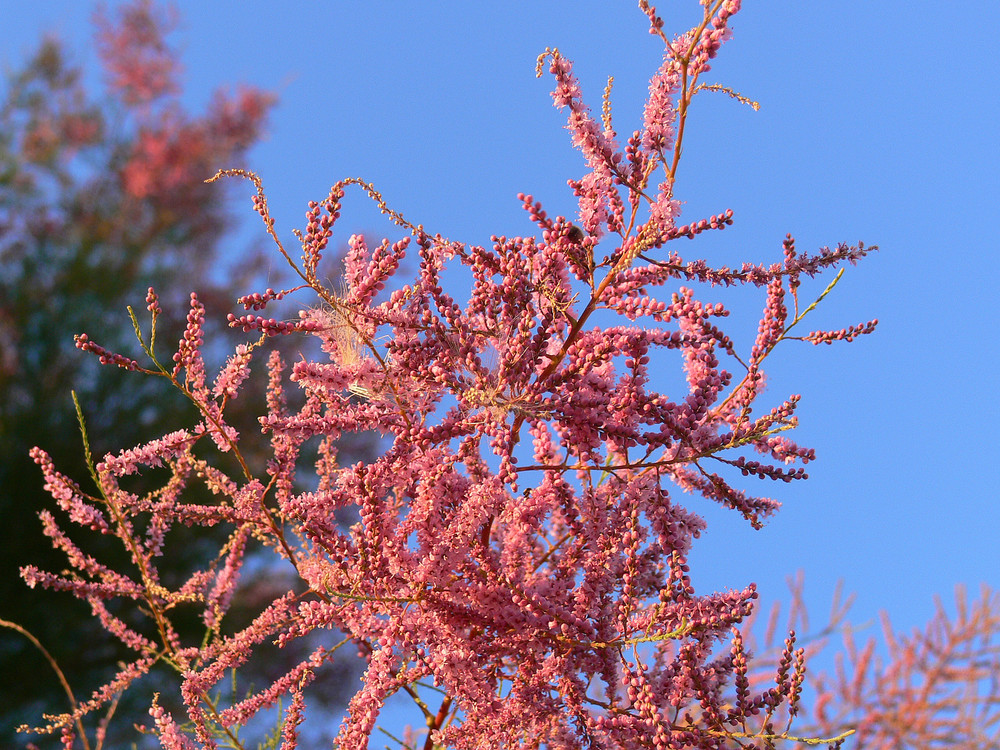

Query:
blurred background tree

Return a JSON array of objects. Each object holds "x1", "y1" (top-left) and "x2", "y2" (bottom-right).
[
  {"x1": 0, "y1": 3, "x2": 368, "y2": 745},
  {"x1": 736, "y1": 577, "x2": 1000, "y2": 749}
]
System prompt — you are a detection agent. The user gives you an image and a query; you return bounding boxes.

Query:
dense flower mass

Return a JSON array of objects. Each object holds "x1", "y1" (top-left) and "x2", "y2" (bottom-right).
[{"x1": 20, "y1": 2, "x2": 878, "y2": 748}]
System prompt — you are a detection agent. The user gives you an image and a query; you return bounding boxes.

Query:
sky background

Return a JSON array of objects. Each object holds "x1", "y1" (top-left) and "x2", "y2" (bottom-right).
[{"x1": 5, "y1": 0, "x2": 999, "y2": 742}]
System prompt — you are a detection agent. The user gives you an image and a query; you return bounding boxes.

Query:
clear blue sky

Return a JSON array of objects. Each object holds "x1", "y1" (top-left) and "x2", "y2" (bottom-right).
[{"x1": 6, "y1": 0, "x2": 999, "y2": 738}]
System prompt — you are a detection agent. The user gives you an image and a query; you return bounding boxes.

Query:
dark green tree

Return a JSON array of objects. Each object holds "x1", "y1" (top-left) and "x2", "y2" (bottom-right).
[{"x1": 0, "y1": 3, "x2": 366, "y2": 745}]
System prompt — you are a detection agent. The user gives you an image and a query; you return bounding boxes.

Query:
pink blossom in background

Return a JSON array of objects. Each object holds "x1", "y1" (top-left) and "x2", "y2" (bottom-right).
[{"x1": 94, "y1": 0, "x2": 179, "y2": 105}]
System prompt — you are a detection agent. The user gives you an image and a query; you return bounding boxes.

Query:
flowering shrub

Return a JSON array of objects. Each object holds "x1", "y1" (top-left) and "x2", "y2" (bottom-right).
[{"x1": 18, "y1": 2, "x2": 879, "y2": 748}]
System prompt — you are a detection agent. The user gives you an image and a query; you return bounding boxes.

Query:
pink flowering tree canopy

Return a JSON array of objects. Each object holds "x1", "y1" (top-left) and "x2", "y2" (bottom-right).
[{"x1": 17, "y1": 2, "x2": 880, "y2": 748}]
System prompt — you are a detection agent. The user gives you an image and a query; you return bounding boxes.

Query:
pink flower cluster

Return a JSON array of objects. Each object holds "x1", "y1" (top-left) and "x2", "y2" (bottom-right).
[
  {"x1": 94, "y1": 0, "x2": 180, "y2": 105},
  {"x1": 93, "y1": 1, "x2": 275, "y2": 203},
  {"x1": 23, "y1": 2, "x2": 875, "y2": 748}
]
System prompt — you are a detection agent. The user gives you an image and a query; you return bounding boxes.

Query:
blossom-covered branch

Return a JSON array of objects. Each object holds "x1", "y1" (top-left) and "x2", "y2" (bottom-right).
[{"x1": 19, "y1": 2, "x2": 877, "y2": 748}]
